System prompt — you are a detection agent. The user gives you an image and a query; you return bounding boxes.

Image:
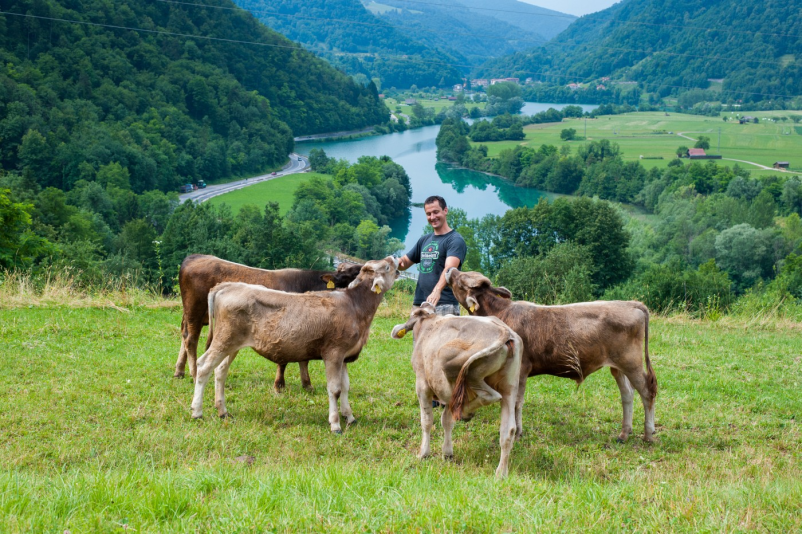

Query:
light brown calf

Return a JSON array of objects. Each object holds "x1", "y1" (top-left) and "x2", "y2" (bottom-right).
[
  {"x1": 446, "y1": 269, "x2": 657, "y2": 442},
  {"x1": 175, "y1": 254, "x2": 362, "y2": 391},
  {"x1": 190, "y1": 257, "x2": 399, "y2": 433},
  {"x1": 391, "y1": 303, "x2": 522, "y2": 478}
]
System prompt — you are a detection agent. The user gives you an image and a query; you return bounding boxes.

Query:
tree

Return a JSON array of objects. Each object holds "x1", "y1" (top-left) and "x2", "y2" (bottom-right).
[
  {"x1": 0, "y1": 189, "x2": 53, "y2": 269},
  {"x1": 694, "y1": 136, "x2": 711, "y2": 150},
  {"x1": 676, "y1": 146, "x2": 689, "y2": 158},
  {"x1": 560, "y1": 128, "x2": 577, "y2": 141}
]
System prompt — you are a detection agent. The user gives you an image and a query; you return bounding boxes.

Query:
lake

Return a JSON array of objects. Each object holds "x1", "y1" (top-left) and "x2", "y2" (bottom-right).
[{"x1": 295, "y1": 102, "x2": 597, "y2": 253}]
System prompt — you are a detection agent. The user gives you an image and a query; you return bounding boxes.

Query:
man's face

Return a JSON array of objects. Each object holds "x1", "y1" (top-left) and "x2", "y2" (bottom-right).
[{"x1": 424, "y1": 201, "x2": 447, "y2": 231}]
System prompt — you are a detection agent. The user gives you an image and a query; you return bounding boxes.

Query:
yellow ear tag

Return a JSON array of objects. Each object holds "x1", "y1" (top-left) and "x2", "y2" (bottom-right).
[
  {"x1": 327, "y1": 280, "x2": 335, "y2": 289},
  {"x1": 469, "y1": 305, "x2": 476, "y2": 313},
  {"x1": 396, "y1": 328, "x2": 406, "y2": 338},
  {"x1": 373, "y1": 286, "x2": 382, "y2": 294}
]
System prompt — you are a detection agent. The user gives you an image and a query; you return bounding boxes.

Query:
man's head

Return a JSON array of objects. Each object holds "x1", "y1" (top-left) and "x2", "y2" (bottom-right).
[{"x1": 424, "y1": 195, "x2": 449, "y2": 233}]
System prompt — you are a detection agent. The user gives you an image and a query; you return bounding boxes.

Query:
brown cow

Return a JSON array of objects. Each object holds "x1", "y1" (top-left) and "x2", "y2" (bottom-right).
[
  {"x1": 391, "y1": 303, "x2": 522, "y2": 478},
  {"x1": 174, "y1": 254, "x2": 362, "y2": 391},
  {"x1": 190, "y1": 256, "x2": 399, "y2": 433},
  {"x1": 445, "y1": 269, "x2": 657, "y2": 443}
]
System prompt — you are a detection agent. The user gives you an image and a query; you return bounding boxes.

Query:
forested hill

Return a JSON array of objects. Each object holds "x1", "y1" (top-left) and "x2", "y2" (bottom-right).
[
  {"x1": 0, "y1": 0, "x2": 387, "y2": 194},
  {"x1": 371, "y1": 0, "x2": 574, "y2": 67},
  {"x1": 234, "y1": 0, "x2": 464, "y2": 89},
  {"x1": 476, "y1": 0, "x2": 802, "y2": 103}
]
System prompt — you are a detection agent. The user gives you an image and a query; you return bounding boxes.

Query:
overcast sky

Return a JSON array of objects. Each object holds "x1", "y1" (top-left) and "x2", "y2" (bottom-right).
[{"x1": 520, "y1": 0, "x2": 621, "y2": 17}]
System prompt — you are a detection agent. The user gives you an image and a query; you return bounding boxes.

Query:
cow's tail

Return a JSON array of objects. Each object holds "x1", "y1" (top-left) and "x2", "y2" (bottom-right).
[
  {"x1": 205, "y1": 288, "x2": 218, "y2": 351},
  {"x1": 449, "y1": 338, "x2": 512, "y2": 421},
  {"x1": 641, "y1": 304, "x2": 658, "y2": 403}
]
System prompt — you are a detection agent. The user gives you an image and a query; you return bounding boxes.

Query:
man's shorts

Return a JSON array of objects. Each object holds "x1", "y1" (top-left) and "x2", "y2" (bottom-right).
[{"x1": 434, "y1": 303, "x2": 461, "y2": 316}]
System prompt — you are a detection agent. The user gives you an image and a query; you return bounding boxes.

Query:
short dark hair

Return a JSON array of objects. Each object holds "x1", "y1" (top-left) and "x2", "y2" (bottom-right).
[{"x1": 423, "y1": 195, "x2": 447, "y2": 209}]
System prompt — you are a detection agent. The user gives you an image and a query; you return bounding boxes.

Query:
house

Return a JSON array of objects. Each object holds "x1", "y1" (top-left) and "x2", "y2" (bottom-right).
[
  {"x1": 688, "y1": 148, "x2": 707, "y2": 158},
  {"x1": 448, "y1": 96, "x2": 457, "y2": 101},
  {"x1": 404, "y1": 98, "x2": 417, "y2": 105},
  {"x1": 596, "y1": 84, "x2": 607, "y2": 90},
  {"x1": 567, "y1": 83, "x2": 581, "y2": 90},
  {"x1": 774, "y1": 161, "x2": 790, "y2": 169},
  {"x1": 471, "y1": 78, "x2": 489, "y2": 88},
  {"x1": 453, "y1": 84, "x2": 463, "y2": 92}
]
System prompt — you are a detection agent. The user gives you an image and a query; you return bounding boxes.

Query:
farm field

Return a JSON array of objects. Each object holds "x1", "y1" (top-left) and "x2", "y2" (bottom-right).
[
  {"x1": 384, "y1": 97, "x2": 485, "y2": 117},
  {"x1": 206, "y1": 172, "x2": 326, "y2": 216},
  {"x1": 479, "y1": 111, "x2": 802, "y2": 177},
  {"x1": 1, "y1": 294, "x2": 800, "y2": 531}
]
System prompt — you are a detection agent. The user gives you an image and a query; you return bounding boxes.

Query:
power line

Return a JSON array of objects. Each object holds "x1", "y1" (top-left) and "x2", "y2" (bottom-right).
[{"x1": 2, "y1": 9, "x2": 799, "y2": 100}]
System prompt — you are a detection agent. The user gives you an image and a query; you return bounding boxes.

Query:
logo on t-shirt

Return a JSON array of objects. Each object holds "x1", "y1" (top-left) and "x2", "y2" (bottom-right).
[{"x1": 419, "y1": 241, "x2": 439, "y2": 274}]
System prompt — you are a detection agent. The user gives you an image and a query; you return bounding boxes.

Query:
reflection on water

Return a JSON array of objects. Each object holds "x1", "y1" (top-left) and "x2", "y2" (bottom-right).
[{"x1": 296, "y1": 101, "x2": 594, "y2": 250}]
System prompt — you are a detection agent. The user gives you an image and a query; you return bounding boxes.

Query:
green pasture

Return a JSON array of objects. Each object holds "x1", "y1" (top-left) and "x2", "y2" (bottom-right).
[
  {"x1": 1, "y1": 295, "x2": 800, "y2": 531},
  {"x1": 207, "y1": 172, "x2": 327, "y2": 216},
  {"x1": 479, "y1": 112, "x2": 802, "y2": 177}
]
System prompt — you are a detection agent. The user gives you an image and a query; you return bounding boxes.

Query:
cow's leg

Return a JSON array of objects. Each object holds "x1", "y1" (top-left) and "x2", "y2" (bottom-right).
[
  {"x1": 174, "y1": 317, "x2": 190, "y2": 378},
  {"x1": 190, "y1": 348, "x2": 230, "y2": 419},
  {"x1": 274, "y1": 364, "x2": 287, "y2": 393},
  {"x1": 323, "y1": 358, "x2": 345, "y2": 433},
  {"x1": 416, "y1": 380, "x2": 434, "y2": 459},
  {"x1": 299, "y1": 361, "x2": 313, "y2": 391},
  {"x1": 621, "y1": 363, "x2": 657, "y2": 442},
  {"x1": 514, "y1": 372, "x2": 528, "y2": 439},
  {"x1": 338, "y1": 364, "x2": 356, "y2": 425},
  {"x1": 496, "y1": 391, "x2": 517, "y2": 479},
  {"x1": 185, "y1": 321, "x2": 203, "y2": 381},
  {"x1": 611, "y1": 367, "x2": 634, "y2": 442},
  {"x1": 214, "y1": 354, "x2": 236, "y2": 418},
  {"x1": 441, "y1": 403, "x2": 455, "y2": 459}
]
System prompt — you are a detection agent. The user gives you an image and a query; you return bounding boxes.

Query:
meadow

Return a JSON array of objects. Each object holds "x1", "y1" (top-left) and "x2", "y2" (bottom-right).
[
  {"x1": 479, "y1": 111, "x2": 802, "y2": 177},
  {"x1": 1, "y1": 283, "x2": 800, "y2": 532},
  {"x1": 206, "y1": 172, "x2": 326, "y2": 216}
]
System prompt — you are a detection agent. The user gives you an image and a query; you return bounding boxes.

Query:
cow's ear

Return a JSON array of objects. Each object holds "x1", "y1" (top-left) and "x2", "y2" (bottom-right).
[
  {"x1": 492, "y1": 286, "x2": 512, "y2": 299},
  {"x1": 391, "y1": 323, "x2": 409, "y2": 339},
  {"x1": 466, "y1": 295, "x2": 479, "y2": 314},
  {"x1": 321, "y1": 273, "x2": 335, "y2": 289}
]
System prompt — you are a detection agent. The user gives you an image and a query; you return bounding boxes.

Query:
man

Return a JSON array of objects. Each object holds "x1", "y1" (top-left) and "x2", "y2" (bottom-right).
[{"x1": 398, "y1": 195, "x2": 467, "y2": 316}]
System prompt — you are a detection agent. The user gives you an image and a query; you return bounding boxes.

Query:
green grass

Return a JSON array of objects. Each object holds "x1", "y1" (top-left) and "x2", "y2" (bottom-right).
[
  {"x1": 206, "y1": 172, "x2": 327, "y2": 216},
  {"x1": 384, "y1": 97, "x2": 485, "y2": 117},
  {"x1": 477, "y1": 112, "x2": 802, "y2": 176},
  {"x1": 1, "y1": 296, "x2": 800, "y2": 531}
]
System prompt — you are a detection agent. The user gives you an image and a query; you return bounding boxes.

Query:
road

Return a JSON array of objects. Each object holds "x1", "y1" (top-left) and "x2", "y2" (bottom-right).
[{"x1": 179, "y1": 153, "x2": 309, "y2": 203}]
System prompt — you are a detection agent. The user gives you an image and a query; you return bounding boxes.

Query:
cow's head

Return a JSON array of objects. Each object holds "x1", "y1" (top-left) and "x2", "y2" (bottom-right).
[
  {"x1": 320, "y1": 262, "x2": 364, "y2": 289},
  {"x1": 348, "y1": 256, "x2": 399, "y2": 295},
  {"x1": 445, "y1": 268, "x2": 511, "y2": 314},
  {"x1": 391, "y1": 302, "x2": 436, "y2": 339}
]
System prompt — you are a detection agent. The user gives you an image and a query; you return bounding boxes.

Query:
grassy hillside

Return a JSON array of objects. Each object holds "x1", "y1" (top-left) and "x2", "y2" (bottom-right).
[
  {"x1": 476, "y1": 112, "x2": 802, "y2": 175},
  {"x1": 1, "y1": 292, "x2": 800, "y2": 530}
]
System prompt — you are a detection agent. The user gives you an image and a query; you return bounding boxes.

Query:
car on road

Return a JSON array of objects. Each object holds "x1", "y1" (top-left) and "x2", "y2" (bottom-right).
[
  {"x1": 271, "y1": 171, "x2": 277, "y2": 175},
  {"x1": 179, "y1": 184, "x2": 194, "y2": 193},
  {"x1": 298, "y1": 157, "x2": 303, "y2": 161},
  {"x1": 196, "y1": 180, "x2": 207, "y2": 189}
]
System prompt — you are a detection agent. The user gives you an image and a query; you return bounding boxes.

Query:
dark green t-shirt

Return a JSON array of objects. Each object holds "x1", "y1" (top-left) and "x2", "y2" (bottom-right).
[{"x1": 406, "y1": 230, "x2": 467, "y2": 306}]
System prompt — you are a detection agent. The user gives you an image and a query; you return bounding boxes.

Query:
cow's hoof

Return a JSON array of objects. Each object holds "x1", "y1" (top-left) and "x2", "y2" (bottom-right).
[
  {"x1": 333, "y1": 429, "x2": 343, "y2": 435},
  {"x1": 643, "y1": 435, "x2": 657, "y2": 443},
  {"x1": 174, "y1": 372, "x2": 185, "y2": 379},
  {"x1": 273, "y1": 383, "x2": 285, "y2": 393},
  {"x1": 191, "y1": 415, "x2": 203, "y2": 420},
  {"x1": 303, "y1": 385, "x2": 314, "y2": 393},
  {"x1": 443, "y1": 454, "x2": 454, "y2": 461},
  {"x1": 346, "y1": 416, "x2": 357, "y2": 426},
  {"x1": 219, "y1": 413, "x2": 231, "y2": 420}
]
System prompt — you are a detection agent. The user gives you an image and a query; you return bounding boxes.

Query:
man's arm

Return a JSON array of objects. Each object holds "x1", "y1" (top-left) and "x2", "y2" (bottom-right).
[
  {"x1": 425, "y1": 255, "x2": 461, "y2": 306},
  {"x1": 397, "y1": 254, "x2": 415, "y2": 271}
]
